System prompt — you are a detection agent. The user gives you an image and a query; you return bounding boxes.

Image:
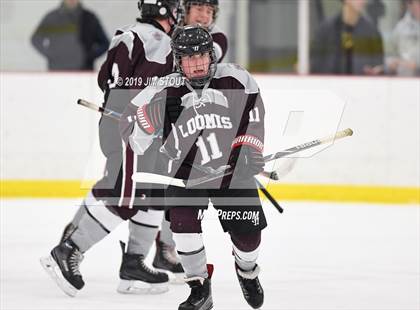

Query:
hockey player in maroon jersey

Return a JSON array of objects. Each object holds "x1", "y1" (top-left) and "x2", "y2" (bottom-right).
[
  {"x1": 40, "y1": 0, "x2": 183, "y2": 297},
  {"x1": 121, "y1": 25, "x2": 266, "y2": 310},
  {"x1": 151, "y1": 0, "x2": 228, "y2": 280},
  {"x1": 181, "y1": 0, "x2": 228, "y2": 62}
]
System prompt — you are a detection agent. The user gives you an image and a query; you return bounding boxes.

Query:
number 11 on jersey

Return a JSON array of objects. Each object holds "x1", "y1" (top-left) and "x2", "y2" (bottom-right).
[{"x1": 196, "y1": 133, "x2": 223, "y2": 165}]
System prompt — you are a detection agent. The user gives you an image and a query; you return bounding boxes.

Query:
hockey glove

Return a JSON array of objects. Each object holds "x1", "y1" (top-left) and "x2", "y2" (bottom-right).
[
  {"x1": 136, "y1": 99, "x2": 164, "y2": 135},
  {"x1": 136, "y1": 97, "x2": 182, "y2": 135},
  {"x1": 228, "y1": 145, "x2": 265, "y2": 180}
]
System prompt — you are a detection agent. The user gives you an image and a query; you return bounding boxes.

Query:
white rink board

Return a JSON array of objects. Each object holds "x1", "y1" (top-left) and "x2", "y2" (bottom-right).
[
  {"x1": 1, "y1": 73, "x2": 419, "y2": 187},
  {"x1": 1, "y1": 199, "x2": 419, "y2": 310}
]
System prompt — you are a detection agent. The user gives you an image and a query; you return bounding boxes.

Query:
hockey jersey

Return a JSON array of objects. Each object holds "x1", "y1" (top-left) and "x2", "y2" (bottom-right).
[
  {"x1": 97, "y1": 21, "x2": 174, "y2": 157},
  {"x1": 98, "y1": 20, "x2": 174, "y2": 97}
]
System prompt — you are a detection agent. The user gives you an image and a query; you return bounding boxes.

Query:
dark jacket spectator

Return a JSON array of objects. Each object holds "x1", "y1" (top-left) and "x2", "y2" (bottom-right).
[
  {"x1": 31, "y1": 0, "x2": 109, "y2": 71},
  {"x1": 310, "y1": 0, "x2": 384, "y2": 75}
]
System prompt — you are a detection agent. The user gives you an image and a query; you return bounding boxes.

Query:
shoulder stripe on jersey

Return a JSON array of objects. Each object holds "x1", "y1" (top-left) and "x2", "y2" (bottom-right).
[
  {"x1": 130, "y1": 23, "x2": 172, "y2": 64},
  {"x1": 214, "y1": 64, "x2": 259, "y2": 94},
  {"x1": 109, "y1": 31, "x2": 135, "y2": 60}
]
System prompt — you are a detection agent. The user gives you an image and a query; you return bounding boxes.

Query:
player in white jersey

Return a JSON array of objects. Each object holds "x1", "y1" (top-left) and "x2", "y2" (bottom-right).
[{"x1": 40, "y1": 0, "x2": 182, "y2": 297}]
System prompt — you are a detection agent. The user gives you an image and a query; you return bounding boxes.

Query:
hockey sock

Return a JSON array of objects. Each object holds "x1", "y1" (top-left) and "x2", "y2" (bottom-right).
[
  {"x1": 159, "y1": 218, "x2": 176, "y2": 247},
  {"x1": 71, "y1": 192, "x2": 123, "y2": 252},
  {"x1": 127, "y1": 209, "x2": 164, "y2": 256},
  {"x1": 69, "y1": 203, "x2": 87, "y2": 226},
  {"x1": 173, "y1": 233, "x2": 208, "y2": 279},
  {"x1": 231, "y1": 231, "x2": 261, "y2": 272}
]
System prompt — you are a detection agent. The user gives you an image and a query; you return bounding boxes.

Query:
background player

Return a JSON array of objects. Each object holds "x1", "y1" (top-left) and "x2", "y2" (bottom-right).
[
  {"x1": 40, "y1": 0, "x2": 181, "y2": 297},
  {"x1": 122, "y1": 25, "x2": 266, "y2": 310},
  {"x1": 181, "y1": 0, "x2": 227, "y2": 62},
  {"x1": 54, "y1": 0, "x2": 230, "y2": 293}
]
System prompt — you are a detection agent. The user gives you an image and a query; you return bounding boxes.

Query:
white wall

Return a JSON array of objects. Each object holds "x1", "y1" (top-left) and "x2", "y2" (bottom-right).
[
  {"x1": 1, "y1": 73, "x2": 419, "y2": 188},
  {"x1": 259, "y1": 76, "x2": 420, "y2": 187}
]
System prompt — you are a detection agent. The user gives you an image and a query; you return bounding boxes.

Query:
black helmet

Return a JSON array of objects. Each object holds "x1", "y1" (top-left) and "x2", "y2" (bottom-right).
[
  {"x1": 182, "y1": 0, "x2": 219, "y2": 26},
  {"x1": 138, "y1": 0, "x2": 180, "y2": 23},
  {"x1": 171, "y1": 25, "x2": 216, "y2": 87}
]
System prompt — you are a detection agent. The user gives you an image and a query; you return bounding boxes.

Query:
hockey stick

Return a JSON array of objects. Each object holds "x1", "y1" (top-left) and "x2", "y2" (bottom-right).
[
  {"x1": 255, "y1": 178, "x2": 283, "y2": 213},
  {"x1": 262, "y1": 128, "x2": 353, "y2": 180},
  {"x1": 132, "y1": 128, "x2": 354, "y2": 187}
]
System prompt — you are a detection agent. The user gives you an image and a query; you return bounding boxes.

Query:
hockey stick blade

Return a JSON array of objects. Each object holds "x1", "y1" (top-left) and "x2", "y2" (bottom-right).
[
  {"x1": 263, "y1": 128, "x2": 354, "y2": 162},
  {"x1": 132, "y1": 170, "x2": 233, "y2": 188}
]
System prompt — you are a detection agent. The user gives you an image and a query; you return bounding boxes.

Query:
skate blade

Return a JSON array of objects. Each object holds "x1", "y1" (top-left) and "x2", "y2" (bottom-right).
[
  {"x1": 117, "y1": 279, "x2": 169, "y2": 295},
  {"x1": 170, "y1": 272, "x2": 185, "y2": 285},
  {"x1": 40, "y1": 255, "x2": 78, "y2": 297}
]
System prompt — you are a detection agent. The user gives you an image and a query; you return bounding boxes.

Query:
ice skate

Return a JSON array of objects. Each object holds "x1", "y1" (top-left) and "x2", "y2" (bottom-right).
[
  {"x1": 178, "y1": 264, "x2": 214, "y2": 310},
  {"x1": 40, "y1": 239, "x2": 84, "y2": 297},
  {"x1": 117, "y1": 241, "x2": 169, "y2": 294},
  {"x1": 152, "y1": 236, "x2": 185, "y2": 284},
  {"x1": 178, "y1": 277, "x2": 213, "y2": 310},
  {"x1": 235, "y1": 264, "x2": 264, "y2": 309}
]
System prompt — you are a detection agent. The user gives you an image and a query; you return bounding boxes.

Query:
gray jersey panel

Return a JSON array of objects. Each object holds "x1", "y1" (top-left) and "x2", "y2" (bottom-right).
[{"x1": 131, "y1": 23, "x2": 172, "y2": 64}]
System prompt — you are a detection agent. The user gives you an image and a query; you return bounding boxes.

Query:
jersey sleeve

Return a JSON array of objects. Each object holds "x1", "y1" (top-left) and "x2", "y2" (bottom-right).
[
  {"x1": 97, "y1": 30, "x2": 137, "y2": 93},
  {"x1": 231, "y1": 72, "x2": 265, "y2": 153},
  {"x1": 212, "y1": 31, "x2": 228, "y2": 63},
  {"x1": 119, "y1": 77, "x2": 175, "y2": 155}
]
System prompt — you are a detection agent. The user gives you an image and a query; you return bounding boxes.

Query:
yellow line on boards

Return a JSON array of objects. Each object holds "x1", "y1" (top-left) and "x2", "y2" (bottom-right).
[
  {"x1": 0, "y1": 180, "x2": 419, "y2": 204},
  {"x1": 0, "y1": 180, "x2": 94, "y2": 198},
  {"x1": 262, "y1": 184, "x2": 420, "y2": 204}
]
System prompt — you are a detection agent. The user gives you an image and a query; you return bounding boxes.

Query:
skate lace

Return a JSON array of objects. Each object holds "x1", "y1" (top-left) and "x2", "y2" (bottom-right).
[
  {"x1": 69, "y1": 248, "x2": 84, "y2": 276},
  {"x1": 139, "y1": 258, "x2": 159, "y2": 275}
]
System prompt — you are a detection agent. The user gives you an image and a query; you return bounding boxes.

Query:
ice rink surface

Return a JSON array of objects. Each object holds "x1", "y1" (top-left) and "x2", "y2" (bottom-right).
[{"x1": 1, "y1": 199, "x2": 419, "y2": 310}]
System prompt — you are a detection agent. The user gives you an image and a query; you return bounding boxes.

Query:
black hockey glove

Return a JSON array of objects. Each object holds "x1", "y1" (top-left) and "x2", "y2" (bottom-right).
[{"x1": 228, "y1": 146, "x2": 265, "y2": 180}]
